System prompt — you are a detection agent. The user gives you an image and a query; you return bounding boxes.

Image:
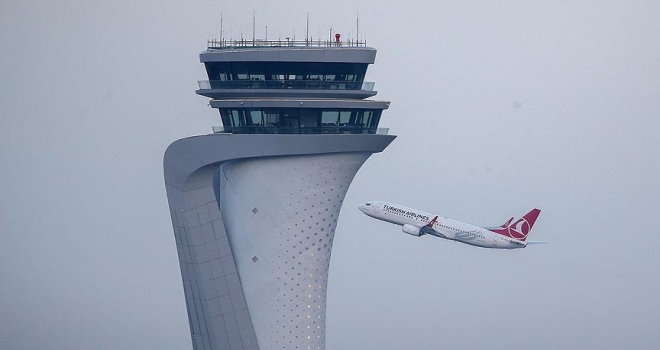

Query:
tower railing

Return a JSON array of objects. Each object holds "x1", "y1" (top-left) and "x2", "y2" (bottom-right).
[
  {"x1": 207, "y1": 38, "x2": 367, "y2": 50},
  {"x1": 211, "y1": 126, "x2": 389, "y2": 135},
  {"x1": 198, "y1": 80, "x2": 375, "y2": 91}
]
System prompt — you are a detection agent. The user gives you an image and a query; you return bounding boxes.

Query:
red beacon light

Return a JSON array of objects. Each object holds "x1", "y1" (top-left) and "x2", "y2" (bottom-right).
[{"x1": 335, "y1": 33, "x2": 341, "y2": 44}]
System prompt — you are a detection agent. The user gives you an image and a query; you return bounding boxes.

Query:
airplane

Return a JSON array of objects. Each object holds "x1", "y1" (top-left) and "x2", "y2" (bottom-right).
[{"x1": 358, "y1": 201, "x2": 543, "y2": 249}]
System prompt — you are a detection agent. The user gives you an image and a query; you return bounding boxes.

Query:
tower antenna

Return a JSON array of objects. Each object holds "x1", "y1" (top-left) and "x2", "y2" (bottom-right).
[
  {"x1": 220, "y1": 11, "x2": 223, "y2": 44},
  {"x1": 356, "y1": 12, "x2": 359, "y2": 44},
  {"x1": 252, "y1": 10, "x2": 256, "y2": 46},
  {"x1": 306, "y1": 13, "x2": 309, "y2": 45}
]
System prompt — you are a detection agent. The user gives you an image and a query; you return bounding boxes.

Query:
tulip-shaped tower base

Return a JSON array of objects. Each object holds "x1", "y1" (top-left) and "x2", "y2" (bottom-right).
[{"x1": 164, "y1": 134, "x2": 393, "y2": 349}]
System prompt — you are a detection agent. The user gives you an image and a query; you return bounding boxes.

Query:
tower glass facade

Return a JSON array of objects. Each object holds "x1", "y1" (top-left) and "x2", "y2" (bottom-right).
[{"x1": 218, "y1": 108, "x2": 381, "y2": 134}]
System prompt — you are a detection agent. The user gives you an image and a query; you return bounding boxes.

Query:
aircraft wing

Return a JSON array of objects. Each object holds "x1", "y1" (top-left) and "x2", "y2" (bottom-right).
[
  {"x1": 420, "y1": 216, "x2": 446, "y2": 238},
  {"x1": 419, "y1": 225, "x2": 437, "y2": 236}
]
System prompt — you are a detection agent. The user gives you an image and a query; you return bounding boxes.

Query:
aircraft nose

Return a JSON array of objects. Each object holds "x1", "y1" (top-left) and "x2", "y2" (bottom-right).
[{"x1": 358, "y1": 204, "x2": 368, "y2": 213}]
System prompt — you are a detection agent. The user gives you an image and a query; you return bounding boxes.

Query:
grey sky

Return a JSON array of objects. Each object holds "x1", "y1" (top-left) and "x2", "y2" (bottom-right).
[{"x1": 1, "y1": 0, "x2": 659, "y2": 349}]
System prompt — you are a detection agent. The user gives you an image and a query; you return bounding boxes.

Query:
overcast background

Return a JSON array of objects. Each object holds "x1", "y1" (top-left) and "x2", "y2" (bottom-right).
[{"x1": 1, "y1": 0, "x2": 659, "y2": 349}]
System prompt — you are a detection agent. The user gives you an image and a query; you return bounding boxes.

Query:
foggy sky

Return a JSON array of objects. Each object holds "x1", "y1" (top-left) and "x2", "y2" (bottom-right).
[{"x1": 1, "y1": 1, "x2": 659, "y2": 349}]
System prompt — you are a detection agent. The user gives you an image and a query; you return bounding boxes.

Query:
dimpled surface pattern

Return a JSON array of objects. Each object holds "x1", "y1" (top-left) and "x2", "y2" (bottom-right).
[{"x1": 219, "y1": 152, "x2": 371, "y2": 350}]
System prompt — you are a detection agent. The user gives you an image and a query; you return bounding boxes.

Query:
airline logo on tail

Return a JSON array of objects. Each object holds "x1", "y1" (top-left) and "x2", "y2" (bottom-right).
[{"x1": 490, "y1": 209, "x2": 541, "y2": 241}]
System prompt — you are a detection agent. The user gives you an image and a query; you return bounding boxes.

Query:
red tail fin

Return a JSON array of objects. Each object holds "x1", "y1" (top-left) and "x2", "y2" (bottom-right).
[
  {"x1": 489, "y1": 209, "x2": 540, "y2": 241},
  {"x1": 426, "y1": 216, "x2": 438, "y2": 227}
]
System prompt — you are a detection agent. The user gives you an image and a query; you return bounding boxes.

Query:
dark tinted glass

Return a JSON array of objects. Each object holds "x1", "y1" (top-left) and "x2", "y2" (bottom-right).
[
  {"x1": 205, "y1": 62, "x2": 368, "y2": 82},
  {"x1": 219, "y1": 108, "x2": 382, "y2": 134}
]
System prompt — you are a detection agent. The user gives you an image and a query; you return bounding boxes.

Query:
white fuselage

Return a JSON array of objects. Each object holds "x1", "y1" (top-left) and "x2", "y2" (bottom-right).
[{"x1": 358, "y1": 201, "x2": 526, "y2": 249}]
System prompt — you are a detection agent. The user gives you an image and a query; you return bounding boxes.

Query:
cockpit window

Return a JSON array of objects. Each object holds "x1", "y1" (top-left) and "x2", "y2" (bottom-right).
[{"x1": 366, "y1": 203, "x2": 371, "y2": 206}]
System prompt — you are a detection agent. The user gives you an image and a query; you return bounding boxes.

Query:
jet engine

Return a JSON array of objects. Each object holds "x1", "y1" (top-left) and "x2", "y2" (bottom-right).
[{"x1": 402, "y1": 224, "x2": 423, "y2": 237}]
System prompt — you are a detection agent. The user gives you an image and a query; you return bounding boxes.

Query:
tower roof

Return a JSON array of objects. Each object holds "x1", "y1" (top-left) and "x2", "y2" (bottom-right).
[{"x1": 200, "y1": 40, "x2": 376, "y2": 64}]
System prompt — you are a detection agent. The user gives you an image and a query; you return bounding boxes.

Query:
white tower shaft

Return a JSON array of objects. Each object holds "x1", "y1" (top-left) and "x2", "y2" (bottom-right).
[{"x1": 220, "y1": 153, "x2": 371, "y2": 349}]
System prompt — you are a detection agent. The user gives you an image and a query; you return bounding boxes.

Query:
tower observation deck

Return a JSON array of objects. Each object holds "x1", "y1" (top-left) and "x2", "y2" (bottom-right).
[{"x1": 164, "y1": 35, "x2": 395, "y2": 350}]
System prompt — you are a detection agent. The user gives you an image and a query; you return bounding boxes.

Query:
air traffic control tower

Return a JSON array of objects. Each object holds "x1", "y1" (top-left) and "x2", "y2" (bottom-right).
[{"x1": 164, "y1": 36, "x2": 395, "y2": 350}]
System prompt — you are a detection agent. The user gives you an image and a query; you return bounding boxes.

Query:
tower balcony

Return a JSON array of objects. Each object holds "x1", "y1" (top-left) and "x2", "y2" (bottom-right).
[{"x1": 196, "y1": 80, "x2": 376, "y2": 99}]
